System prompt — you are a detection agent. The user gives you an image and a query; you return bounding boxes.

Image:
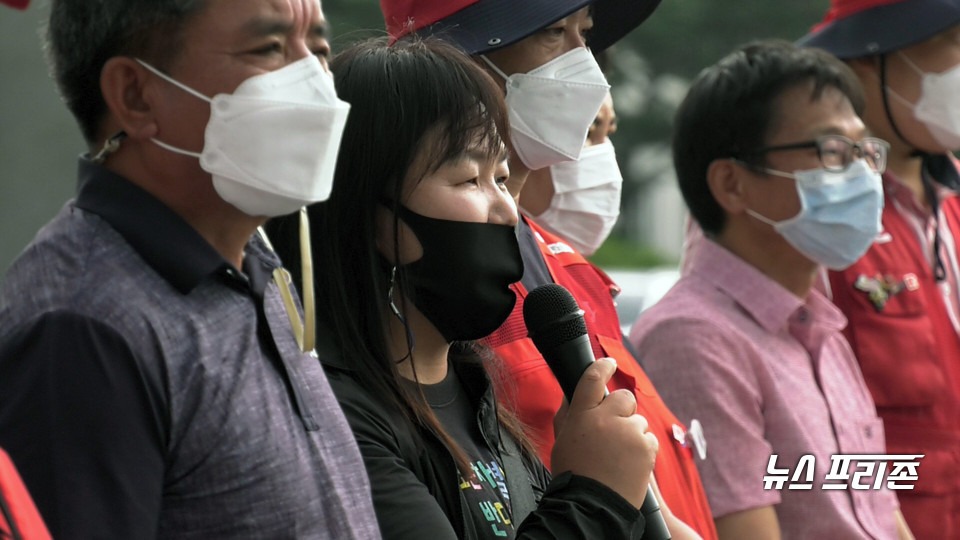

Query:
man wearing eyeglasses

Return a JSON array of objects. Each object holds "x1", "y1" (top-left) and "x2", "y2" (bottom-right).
[
  {"x1": 629, "y1": 40, "x2": 913, "y2": 539},
  {"x1": 799, "y1": 1, "x2": 960, "y2": 536}
]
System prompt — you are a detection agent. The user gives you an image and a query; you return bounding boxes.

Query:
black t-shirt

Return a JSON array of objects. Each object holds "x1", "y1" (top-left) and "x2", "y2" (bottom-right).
[{"x1": 419, "y1": 367, "x2": 517, "y2": 539}]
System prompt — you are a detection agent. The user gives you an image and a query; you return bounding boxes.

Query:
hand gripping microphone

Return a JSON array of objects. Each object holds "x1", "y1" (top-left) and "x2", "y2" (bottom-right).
[{"x1": 523, "y1": 283, "x2": 670, "y2": 540}]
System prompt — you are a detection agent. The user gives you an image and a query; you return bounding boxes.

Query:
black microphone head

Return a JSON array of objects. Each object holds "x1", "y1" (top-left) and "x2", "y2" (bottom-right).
[{"x1": 523, "y1": 284, "x2": 588, "y2": 351}]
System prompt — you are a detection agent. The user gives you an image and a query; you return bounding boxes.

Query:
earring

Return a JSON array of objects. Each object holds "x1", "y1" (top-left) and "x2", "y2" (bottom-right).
[
  {"x1": 388, "y1": 266, "x2": 415, "y2": 359},
  {"x1": 91, "y1": 131, "x2": 127, "y2": 163},
  {"x1": 387, "y1": 266, "x2": 404, "y2": 322}
]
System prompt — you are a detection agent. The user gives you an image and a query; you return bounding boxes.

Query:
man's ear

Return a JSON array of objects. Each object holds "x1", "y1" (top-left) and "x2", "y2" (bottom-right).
[
  {"x1": 99, "y1": 57, "x2": 159, "y2": 142},
  {"x1": 706, "y1": 158, "x2": 749, "y2": 215}
]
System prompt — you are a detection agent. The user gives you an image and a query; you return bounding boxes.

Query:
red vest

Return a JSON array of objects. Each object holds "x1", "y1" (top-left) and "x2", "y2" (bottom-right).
[
  {"x1": 0, "y1": 448, "x2": 50, "y2": 540},
  {"x1": 828, "y1": 180, "x2": 960, "y2": 539},
  {"x1": 485, "y1": 219, "x2": 718, "y2": 540}
]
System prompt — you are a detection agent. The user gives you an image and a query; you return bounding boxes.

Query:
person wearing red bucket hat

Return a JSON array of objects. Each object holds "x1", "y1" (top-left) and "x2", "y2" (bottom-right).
[
  {"x1": 382, "y1": 0, "x2": 660, "y2": 57},
  {"x1": 378, "y1": 1, "x2": 718, "y2": 539},
  {"x1": 801, "y1": 1, "x2": 960, "y2": 537}
]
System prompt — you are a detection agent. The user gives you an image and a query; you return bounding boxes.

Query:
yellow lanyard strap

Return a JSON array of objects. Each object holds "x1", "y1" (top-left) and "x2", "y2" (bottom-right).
[{"x1": 257, "y1": 207, "x2": 315, "y2": 353}]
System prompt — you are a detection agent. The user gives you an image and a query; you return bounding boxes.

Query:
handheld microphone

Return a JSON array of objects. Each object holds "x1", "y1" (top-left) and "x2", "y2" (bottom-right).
[{"x1": 523, "y1": 283, "x2": 671, "y2": 540}]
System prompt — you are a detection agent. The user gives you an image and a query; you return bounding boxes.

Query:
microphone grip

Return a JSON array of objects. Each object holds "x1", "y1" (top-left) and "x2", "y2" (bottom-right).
[
  {"x1": 542, "y1": 335, "x2": 671, "y2": 539},
  {"x1": 640, "y1": 493, "x2": 670, "y2": 539},
  {"x1": 540, "y1": 334, "x2": 596, "y2": 401}
]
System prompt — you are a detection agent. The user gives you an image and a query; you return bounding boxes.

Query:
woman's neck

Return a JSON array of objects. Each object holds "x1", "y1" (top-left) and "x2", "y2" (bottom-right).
[{"x1": 386, "y1": 294, "x2": 450, "y2": 384}]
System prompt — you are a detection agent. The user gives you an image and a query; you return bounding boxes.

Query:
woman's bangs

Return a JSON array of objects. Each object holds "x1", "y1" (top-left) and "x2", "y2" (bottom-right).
[{"x1": 425, "y1": 52, "x2": 510, "y2": 172}]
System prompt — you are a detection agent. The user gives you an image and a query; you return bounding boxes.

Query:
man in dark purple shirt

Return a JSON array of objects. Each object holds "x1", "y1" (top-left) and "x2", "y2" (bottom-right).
[{"x1": 0, "y1": 1, "x2": 380, "y2": 538}]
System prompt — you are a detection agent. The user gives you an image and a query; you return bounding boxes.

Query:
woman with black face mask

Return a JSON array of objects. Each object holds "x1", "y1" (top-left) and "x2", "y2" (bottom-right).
[{"x1": 267, "y1": 38, "x2": 658, "y2": 540}]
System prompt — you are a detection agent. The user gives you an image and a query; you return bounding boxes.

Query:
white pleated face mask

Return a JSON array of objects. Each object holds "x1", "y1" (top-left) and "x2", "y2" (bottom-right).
[
  {"x1": 886, "y1": 52, "x2": 960, "y2": 150},
  {"x1": 137, "y1": 56, "x2": 351, "y2": 217},
  {"x1": 481, "y1": 47, "x2": 610, "y2": 170},
  {"x1": 526, "y1": 139, "x2": 623, "y2": 256}
]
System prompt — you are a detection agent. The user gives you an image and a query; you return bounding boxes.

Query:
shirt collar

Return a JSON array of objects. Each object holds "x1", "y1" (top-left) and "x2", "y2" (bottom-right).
[
  {"x1": 883, "y1": 154, "x2": 959, "y2": 215},
  {"x1": 73, "y1": 157, "x2": 279, "y2": 295},
  {"x1": 802, "y1": 288, "x2": 847, "y2": 331},
  {"x1": 689, "y1": 239, "x2": 845, "y2": 333}
]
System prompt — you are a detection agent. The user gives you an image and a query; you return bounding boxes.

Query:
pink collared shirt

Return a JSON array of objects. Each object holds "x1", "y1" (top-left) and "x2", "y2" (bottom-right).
[{"x1": 630, "y1": 239, "x2": 899, "y2": 539}]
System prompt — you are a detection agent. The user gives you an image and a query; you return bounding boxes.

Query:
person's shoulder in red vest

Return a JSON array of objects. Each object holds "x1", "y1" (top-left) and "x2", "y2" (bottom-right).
[{"x1": 0, "y1": 448, "x2": 51, "y2": 540}]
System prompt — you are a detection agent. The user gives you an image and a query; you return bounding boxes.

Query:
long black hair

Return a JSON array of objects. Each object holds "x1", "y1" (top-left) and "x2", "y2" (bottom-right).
[{"x1": 269, "y1": 37, "x2": 533, "y2": 475}]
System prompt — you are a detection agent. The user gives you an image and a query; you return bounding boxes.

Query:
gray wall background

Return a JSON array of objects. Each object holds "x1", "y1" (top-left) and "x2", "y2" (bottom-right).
[{"x1": 1, "y1": 5, "x2": 82, "y2": 273}]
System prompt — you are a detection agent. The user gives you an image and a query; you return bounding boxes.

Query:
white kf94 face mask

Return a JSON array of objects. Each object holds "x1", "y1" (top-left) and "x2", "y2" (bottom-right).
[
  {"x1": 886, "y1": 52, "x2": 960, "y2": 150},
  {"x1": 481, "y1": 47, "x2": 610, "y2": 170},
  {"x1": 526, "y1": 139, "x2": 623, "y2": 256},
  {"x1": 137, "y1": 55, "x2": 350, "y2": 217}
]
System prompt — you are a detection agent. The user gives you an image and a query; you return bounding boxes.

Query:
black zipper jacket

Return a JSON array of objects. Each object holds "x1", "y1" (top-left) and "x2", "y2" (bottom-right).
[{"x1": 319, "y1": 335, "x2": 645, "y2": 539}]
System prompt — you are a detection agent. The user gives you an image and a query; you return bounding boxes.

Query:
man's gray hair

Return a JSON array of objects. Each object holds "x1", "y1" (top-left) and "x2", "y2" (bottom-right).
[{"x1": 46, "y1": 0, "x2": 208, "y2": 144}]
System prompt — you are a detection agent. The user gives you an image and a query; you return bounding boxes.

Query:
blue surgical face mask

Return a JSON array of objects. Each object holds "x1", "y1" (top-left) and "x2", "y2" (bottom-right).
[{"x1": 746, "y1": 159, "x2": 884, "y2": 270}]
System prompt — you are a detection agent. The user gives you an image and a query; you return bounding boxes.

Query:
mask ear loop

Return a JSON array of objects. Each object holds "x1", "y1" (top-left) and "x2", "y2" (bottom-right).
[
  {"x1": 880, "y1": 54, "x2": 922, "y2": 153},
  {"x1": 135, "y1": 58, "x2": 210, "y2": 158},
  {"x1": 880, "y1": 54, "x2": 947, "y2": 281},
  {"x1": 479, "y1": 55, "x2": 510, "y2": 81},
  {"x1": 387, "y1": 265, "x2": 416, "y2": 362}
]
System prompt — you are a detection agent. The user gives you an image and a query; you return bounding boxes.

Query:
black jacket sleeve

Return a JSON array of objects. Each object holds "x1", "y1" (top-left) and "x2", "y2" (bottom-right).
[
  {"x1": 327, "y1": 366, "x2": 645, "y2": 540},
  {"x1": 517, "y1": 471, "x2": 645, "y2": 539},
  {"x1": 0, "y1": 311, "x2": 167, "y2": 539}
]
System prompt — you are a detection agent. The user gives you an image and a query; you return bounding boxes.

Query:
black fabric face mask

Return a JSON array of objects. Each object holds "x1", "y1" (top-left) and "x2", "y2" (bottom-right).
[{"x1": 391, "y1": 204, "x2": 523, "y2": 342}]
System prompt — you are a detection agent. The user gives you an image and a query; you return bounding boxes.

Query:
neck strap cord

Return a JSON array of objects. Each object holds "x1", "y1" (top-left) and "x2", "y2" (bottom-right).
[{"x1": 258, "y1": 207, "x2": 315, "y2": 352}]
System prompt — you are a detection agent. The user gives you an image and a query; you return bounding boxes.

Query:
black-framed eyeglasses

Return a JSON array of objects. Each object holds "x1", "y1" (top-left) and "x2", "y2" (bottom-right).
[{"x1": 737, "y1": 135, "x2": 890, "y2": 174}]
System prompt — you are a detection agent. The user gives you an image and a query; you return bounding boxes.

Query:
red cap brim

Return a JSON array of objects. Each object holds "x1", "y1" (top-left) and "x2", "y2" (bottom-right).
[
  {"x1": 1, "y1": 0, "x2": 30, "y2": 10},
  {"x1": 395, "y1": 0, "x2": 661, "y2": 55},
  {"x1": 799, "y1": 0, "x2": 960, "y2": 59}
]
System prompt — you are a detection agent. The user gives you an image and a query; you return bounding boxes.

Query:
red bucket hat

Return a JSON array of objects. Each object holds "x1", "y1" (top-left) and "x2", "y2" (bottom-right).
[
  {"x1": 381, "y1": 0, "x2": 662, "y2": 55},
  {"x1": 0, "y1": 0, "x2": 30, "y2": 9},
  {"x1": 798, "y1": 0, "x2": 960, "y2": 58}
]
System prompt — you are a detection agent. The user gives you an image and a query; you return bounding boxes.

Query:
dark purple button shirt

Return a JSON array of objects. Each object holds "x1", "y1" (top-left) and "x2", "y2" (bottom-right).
[{"x1": 0, "y1": 159, "x2": 381, "y2": 539}]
